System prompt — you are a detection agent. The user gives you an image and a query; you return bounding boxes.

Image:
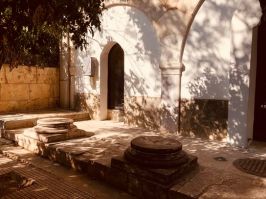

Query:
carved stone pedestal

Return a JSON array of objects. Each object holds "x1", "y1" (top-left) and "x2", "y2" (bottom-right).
[
  {"x1": 111, "y1": 136, "x2": 198, "y2": 197},
  {"x1": 23, "y1": 118, "x2": 87, "y2": 143}
]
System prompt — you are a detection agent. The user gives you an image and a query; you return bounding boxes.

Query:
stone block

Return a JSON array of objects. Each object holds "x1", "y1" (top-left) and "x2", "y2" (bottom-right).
[
  {"x1": 0, "y1": 84, "x2": 29, "y2": 101},
  {"x1": 0, "y1": 66, "x2": 6, "y2": 84},
  {"x1": 105, "y1": 168, "x2": 128, "y2": 190},
  {"x1": 37, "y1": 67, "x2": 59, "y2": 84},
  {"x1": 28, "y1": 98, "x2": 50, "y2": 110},
  {"x1": 141, "y1": 180, "x2": 168, "y2": 199},
  {"x1": 72, "y1": 154, "x2": 95, "y2": 172},
  {"x1": 48, "y1": 98, "x2": 57, "y2": 108},
  {"x1": 0, "y1": 100, "x2": 29, "y2": 112},
  {"x1": 127, "y1": 174, "x2": 142, "y2": 197},
  {"x1": 29, "y1": 84, "x2": 51, "y2": 99},
  {"x1": 5, "y1": 65, "x2": 37, "y2": 84},
  {"x1": 111, "y1": 154, "x2": 198, "y2": 186}
]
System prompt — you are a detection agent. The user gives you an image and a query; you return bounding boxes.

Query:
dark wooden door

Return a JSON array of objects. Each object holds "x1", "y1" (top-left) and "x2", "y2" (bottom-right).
[
  {"x1": 108, "y1": 44, "x2": 124, "y2": 109},
  {"x1": 253, "y1": 18, "x2": 266, "y2": 141}
]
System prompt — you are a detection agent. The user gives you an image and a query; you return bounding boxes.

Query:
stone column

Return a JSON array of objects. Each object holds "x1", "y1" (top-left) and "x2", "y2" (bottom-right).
[
  {"x1": 69, "y1": 65, "x2": 76, "y2": 110},
  {"x1": 160, "y1": 62, "x2": 184, "y2": 133},
  {"x1": 59, "y1": 36, "x2": 70, "y2": 109},
  {"x1": 228, "y1": 0, "x2": 261, "y2": 147}
]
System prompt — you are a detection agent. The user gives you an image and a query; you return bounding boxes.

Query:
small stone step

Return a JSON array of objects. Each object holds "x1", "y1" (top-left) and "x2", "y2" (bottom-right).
[
  {"x1": 107, "y1": 109, "x2": 124, "y2": 122},
  {"x1": 1, "y1": 111, "x2": 90, "y2": 130}
]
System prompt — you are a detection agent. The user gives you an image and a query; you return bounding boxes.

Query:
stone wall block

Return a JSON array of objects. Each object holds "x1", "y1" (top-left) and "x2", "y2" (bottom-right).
[
  {"x1": 29, "y1": 84, "x2": 51, "y2": 100},
  {"x1": 0, "y1": 65, "x2": 6, "y2": 84},
  {"x1": 5, "y1": 65, "x2": 37, "y2": 84},
  {"x1": 1, "y1": 84, "x2": 29, "y2": 101},
  {"x1": 37, "y1": 67, "x2": 59, "y2": 84},
  {"x1": 48, "y1": 97, "x2": 58, "y2": 108},
  {"x1": 28, "y1": 98, "x2": 50, "y2": 110},
  {"x1": 0, "y1": 101, "x2": 29, "y2": 112}
]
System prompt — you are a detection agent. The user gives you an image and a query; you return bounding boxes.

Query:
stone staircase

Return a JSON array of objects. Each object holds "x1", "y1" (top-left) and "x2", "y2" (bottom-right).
[
  {"x1": 0, "y1": 113, "x2": 201, "y2": 199},
  {"x1": 0, "y1": 110, "x2": 90, "y2": 142}
]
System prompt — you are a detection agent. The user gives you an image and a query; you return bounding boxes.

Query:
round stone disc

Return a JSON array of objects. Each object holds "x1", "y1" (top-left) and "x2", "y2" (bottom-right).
[
  {"x1": 124, "y1": 148, "x2": 189, "y2": 168},
  {"x1": 131, "y1": 136, "x2": 182, "y2": 154},
  {"x1": 37, "y1": 118, "x2": 73, "y2": 128},
  {"x1": 34, "y1": 126, "x2": 69, "y2": 134}
]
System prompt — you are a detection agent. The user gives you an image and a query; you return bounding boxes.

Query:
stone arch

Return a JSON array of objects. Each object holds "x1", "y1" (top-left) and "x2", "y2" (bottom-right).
[
  {"x1": 179, "y1": 0, "x2": 204, "y2": 63},
  {"x1": 107, "y1": 43, "x2": 124, "y2": 109},
  {"x1": 93, "y1": 4, "x2": 161, "y2": 121},
  {"x1": 180, "y1": 0, "x2": 262, "y2": 146},
  {"x1": 99, "y1": 41, "x2": 117, "y2": 120}
]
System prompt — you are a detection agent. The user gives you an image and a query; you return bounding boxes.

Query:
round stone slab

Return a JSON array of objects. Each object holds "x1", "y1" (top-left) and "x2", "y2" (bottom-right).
[
  {"x1": 37, "y1": 118, "x2": 73, "y2": 128},
  {"x1": 34, "y1": 126, "x2": 69, "y2": 134},
  {"x1": 131, "y1": 136, "x2": 182, "y2": 154},
  {"x1": 124, "y1": 148, "x2": 189, "y2": 168}
]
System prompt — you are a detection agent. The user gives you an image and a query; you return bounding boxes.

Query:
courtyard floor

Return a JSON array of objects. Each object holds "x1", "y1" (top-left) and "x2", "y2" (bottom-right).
[{"x1": 1, "y1": 120, "x2": 266, "y2": 198}]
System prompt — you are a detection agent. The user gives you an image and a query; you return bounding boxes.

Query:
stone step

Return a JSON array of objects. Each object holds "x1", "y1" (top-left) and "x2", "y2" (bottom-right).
[
  {"x1": 8, "y1": 132, "x2": 198, "y2": 199},
  {"x1": 0, "y1": 110, "x2": 90, "y2": 130},
  {"x1": 107, "y1": 109, "x2": 124, "y2": 122}
]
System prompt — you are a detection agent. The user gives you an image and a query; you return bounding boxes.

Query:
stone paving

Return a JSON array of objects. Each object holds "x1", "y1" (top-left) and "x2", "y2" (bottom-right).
[{"x1": 1, "y1": 120, "x2": 266, "y2": 198}]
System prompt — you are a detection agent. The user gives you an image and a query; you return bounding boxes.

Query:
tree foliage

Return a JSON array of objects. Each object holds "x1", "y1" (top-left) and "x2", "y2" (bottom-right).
[{"x1": 0, "y1": 0, "x2": 104, "y2": 68}]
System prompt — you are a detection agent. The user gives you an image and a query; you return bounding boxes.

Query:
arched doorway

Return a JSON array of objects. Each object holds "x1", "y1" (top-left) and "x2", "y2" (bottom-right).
[
  {"x1": 253, "y1": 10, "x2": 266, "y2": 141},
  {"x1": 107, "y1": 43, "x2": 124, "y2": 110}
]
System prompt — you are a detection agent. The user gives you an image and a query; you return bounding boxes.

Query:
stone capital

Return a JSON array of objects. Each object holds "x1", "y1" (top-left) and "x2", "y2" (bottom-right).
[{"x1": 160, "y1": 62, "x2": 185, "y2": 75}]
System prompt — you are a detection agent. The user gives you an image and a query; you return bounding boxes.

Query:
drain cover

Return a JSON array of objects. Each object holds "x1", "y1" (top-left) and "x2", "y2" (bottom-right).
[{"x1": 233, "y1": 158, "x2": 266, "y2": 177}]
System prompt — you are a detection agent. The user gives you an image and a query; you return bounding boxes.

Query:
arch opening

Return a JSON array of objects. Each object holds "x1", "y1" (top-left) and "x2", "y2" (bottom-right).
[
  {"x1": 99, "y1": 42, "x2": 124, "y2": 120},
  {"x1": 107, "y1": 43, "x2": 124, "y2": 110}
]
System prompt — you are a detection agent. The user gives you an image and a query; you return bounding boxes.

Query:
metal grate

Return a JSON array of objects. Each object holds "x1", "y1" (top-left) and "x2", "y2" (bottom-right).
[{"x1": 233, "y1": 158, "x2": 266, "y2": 177}]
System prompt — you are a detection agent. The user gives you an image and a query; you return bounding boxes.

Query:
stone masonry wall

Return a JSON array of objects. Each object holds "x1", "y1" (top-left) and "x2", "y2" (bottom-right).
[{"x1": 0, "y1": 65, "x2": 59, "y2": 113}]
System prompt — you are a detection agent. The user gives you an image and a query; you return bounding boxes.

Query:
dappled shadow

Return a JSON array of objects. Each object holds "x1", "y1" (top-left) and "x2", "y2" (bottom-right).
[
  {"x1": 182, "y1": 0, "x2": 235, "y2": 99},
  {"x1": 124, "y1": 96, "x2": 161, "y2": 131},
  {"x1": 187, "y1": 68, "x2": 228, "y2": 99},
  {"x1": 75, "y1": 93, "x2": 100, "y2": 119},
  {"x1": 181, "y1": 0, "x2": 262, "y2": 147},
  {"x1": 180, "y1": 99, "x2": 228, "y2": 140}
]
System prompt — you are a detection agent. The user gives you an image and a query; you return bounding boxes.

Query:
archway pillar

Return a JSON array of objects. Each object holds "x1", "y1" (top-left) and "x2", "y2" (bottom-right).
[
  {"x1": 160, "y1": 62, "x2": 184, "y2": 133},
  {"x1": 228, "y1": 0, "x2": 261, "y2": 147}
]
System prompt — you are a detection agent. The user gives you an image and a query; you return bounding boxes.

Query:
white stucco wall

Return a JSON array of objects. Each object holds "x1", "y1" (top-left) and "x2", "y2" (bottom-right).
[
  {"x1": 181, "y1": 0, "x2": 262, "y2": 146},
  {"x1": 74, "y1": 5, "x2": 161, "y2": 98},
  {"x1": 182, "y1": 0, "x2": 234, "y2": 100}
]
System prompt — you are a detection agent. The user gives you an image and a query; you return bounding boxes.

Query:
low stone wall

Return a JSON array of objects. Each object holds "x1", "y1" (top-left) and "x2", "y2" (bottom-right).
[
  {"x1": 0, "y1": 65, "x2": 59, "y2": 113},
  {"x1": 180, "y1": 99, "x2": 228, "y2": 141}
]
